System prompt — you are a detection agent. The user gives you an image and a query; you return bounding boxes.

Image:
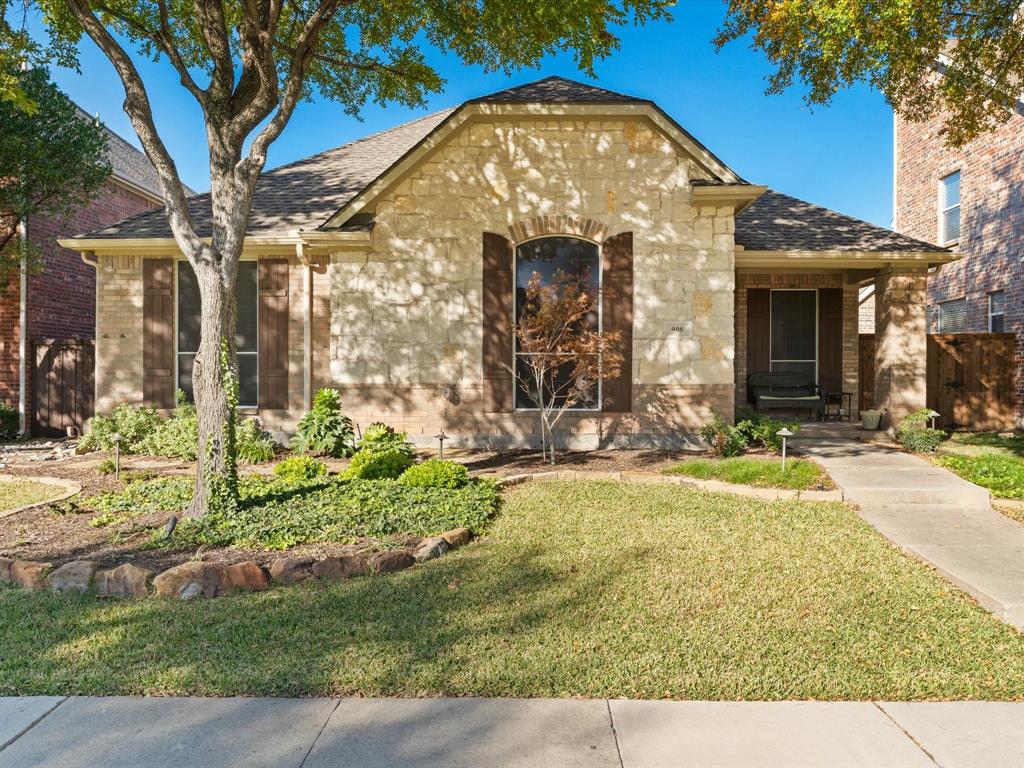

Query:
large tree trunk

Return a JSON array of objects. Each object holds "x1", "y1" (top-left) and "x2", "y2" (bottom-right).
[{"x1": 185, "y1": 256, "x2": 240, "y2": 518}]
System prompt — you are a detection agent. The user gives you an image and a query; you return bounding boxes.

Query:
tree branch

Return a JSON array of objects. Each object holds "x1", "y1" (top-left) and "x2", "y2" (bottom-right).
[{"x1": 63, "y1": 0, "x2": 203, "y2": 260}]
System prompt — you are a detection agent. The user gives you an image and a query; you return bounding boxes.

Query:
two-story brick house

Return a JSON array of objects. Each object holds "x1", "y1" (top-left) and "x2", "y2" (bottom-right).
[
  {"x1": 892, "y1": 106, "x2": 1023, "y2": 427},
  {"x1": 0, "y1": 111, "x2": 165, "y2": 435}
]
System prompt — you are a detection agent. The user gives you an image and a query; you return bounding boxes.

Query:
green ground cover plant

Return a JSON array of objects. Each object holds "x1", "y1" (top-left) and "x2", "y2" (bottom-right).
[
  {"x1": 81, "y1": 473, "x2": 498, "y2": 550},
  {"x1": 399, "y1": 459, "x2": 469, "y2": 489},
  {"x1": 2, "y1": 481, "x2": 1022, "y2": 699},
  {"x1": 663, "y1": 457, "x2": 829, "y2": 491}
]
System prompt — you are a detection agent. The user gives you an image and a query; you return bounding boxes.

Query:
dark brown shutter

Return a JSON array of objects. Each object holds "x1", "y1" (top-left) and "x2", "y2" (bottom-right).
[
  {"x1": 258, "y1": 259, "x2": 289, "y2": 409},
  {"x1": 746, "y1": 289, "x2": 771, "y2": 380},
  {"x1": 601, "y1": 231, "x2": 633, "y2": 412},
  {"x1": 143, "y1": 258, "x2": 175, "y2": 409},
  {"x1": 482, "y1": 232, "x2": 514, "y2": 412},
  {"x1": 818, "y1": 287, "x2": 843, "y2": 394}
]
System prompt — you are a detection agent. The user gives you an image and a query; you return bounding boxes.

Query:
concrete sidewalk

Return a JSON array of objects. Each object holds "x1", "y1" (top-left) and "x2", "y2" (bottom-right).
[
  {"x1": 1, "y1": 696, "x2": 1021, "y2": 767},
  {"x1": 796, "y1": 431, "x2": 1024, "y2": 631}
]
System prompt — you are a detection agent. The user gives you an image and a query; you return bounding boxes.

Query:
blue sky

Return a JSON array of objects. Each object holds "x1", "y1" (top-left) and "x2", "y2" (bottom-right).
[{"x1": 37, "y1": 3, "x2": 895, "y2": 227}]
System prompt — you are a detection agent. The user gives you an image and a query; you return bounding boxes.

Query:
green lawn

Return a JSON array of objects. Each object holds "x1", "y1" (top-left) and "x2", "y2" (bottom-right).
[
  {"x1": 935, "y1": 432, "x2": 1024, "y2": 500},
  {"x1": 663, "y1": 456, "x2": 829, "y2": 490},
  {"x1": 1, "y1": 481, "x2": 1022, "y2": 700},
  {"x1": 0, "y1": 480, "x2": 66, "y2": 513}
]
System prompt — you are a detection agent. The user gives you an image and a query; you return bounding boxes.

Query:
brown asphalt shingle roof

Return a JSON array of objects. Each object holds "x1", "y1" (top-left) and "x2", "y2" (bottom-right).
[
  {"x1": 80, "y1": 76, "x2": 944, "y2": 253},
  {"x1": 736, "y1": 189, "x2": 948, "y2": 252}
]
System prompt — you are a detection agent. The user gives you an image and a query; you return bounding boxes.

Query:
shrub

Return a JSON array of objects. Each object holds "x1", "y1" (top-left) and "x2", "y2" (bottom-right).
[
  {"x1": 274, "y1": 456, "x2": 328, "y2": 483},
  {"x1": 236, "y1": 418, "x2": 277, "y2": 464},
  {"x1": 734, "y1": 407, "x2": 799, "y2": 453},
  {"x1": 896, "y1": 408, "x2": 946, "y2": 453},
  {"x1": 358, "y1": 422, "x2": 415, "y2": 458},
  {"x1": 97, "y1": 458, "x2": 117, "y2": 475},
  {"x1": 0, "y1": 402, "x2": 17, "y2": 440},
  {"x1": 138, "y1": 392, "x2": 198, "y2": 459},
  {"x1": 399, "y1": 458, "x2": 469, "y2": 489},
  {"x1": 343, "y1": 447, "x2": 413, "y2": 480},
  {"x1": 290, "y1": 388, "x2": 355, "y2": 458},
  {"x1": 79, "y1": 402, "x2": 162, "y2": 453},
  {"x1": 700, "y1": 409, "x2": 748, "y2": 458}
]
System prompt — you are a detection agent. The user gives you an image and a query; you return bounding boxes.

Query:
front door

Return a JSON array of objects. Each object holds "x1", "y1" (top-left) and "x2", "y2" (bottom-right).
[{"x1": 770, "y1": 289, "x2": 817, "y2": 383}]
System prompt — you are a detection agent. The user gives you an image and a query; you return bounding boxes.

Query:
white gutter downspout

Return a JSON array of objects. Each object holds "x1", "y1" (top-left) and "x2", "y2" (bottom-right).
[
  {"x1": 17, "y1": 221, "x2": 27, "y2": 436},
  {"x1": 294, "y1": 241, "x2": 326, "y2": 412},
  {"x1": 81, "y1": 251, "x2": 99, "y2": 423}
]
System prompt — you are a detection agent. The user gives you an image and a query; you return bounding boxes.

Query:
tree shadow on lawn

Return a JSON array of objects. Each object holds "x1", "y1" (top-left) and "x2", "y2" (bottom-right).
[{"x1": 0, "y1": 543, "x2": 626, "y2": 698}]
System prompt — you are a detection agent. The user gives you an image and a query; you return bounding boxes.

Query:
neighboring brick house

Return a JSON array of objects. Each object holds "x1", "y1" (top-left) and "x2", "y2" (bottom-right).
[
  {"x1": 891, "y1": 105, "x2": 1023, "y2": 426},
  {"x1": 0, "y1": 112, "x2": 165, "y2": 434},
  {"x1": 62, "y1": 77, "x2": 955, "y2": 447}
]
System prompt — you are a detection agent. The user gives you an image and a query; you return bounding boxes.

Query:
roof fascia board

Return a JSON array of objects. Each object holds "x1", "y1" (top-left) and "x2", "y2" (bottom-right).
[
  {"x1": 109, "y1": 174, "x2": 163, "y2": 205},
  {"x1": 692, "y1": 184, "x2": 767, "y2": 212},
  {"x1": 737, "y1": 249, "x2": 960, "y2": 270},
  {"x1": 58, "y1": 230, "x2": 371, "y2": 257},
  {"x1": 323, "y1": 102, "x2": 743, "y2": 229}
]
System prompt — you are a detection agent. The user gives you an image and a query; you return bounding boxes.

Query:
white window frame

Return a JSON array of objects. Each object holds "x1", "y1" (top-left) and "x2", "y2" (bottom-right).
[
  {"x1": 939, "y1": 170, "x2": 961, "y2": 245},
  {"x1": 988, "y1": 290, "x2": 1006, "y2": 333},
  {"x1": 937, "y1": 297, "x2": 968, "y2": 334},
  {"x1": 769, "y1": 288, "x2": 819, "y2": 384},
  {"x1": 174, "y1": 259, "x2": 260, "y2": 409},
  {"x1": 512, "y1": 235, "x2": 603, "y2": 412}
]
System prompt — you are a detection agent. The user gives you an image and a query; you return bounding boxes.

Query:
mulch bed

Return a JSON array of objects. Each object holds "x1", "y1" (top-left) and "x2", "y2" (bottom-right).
[{"x1": 0, "y1": 446, "x2": 698, "y2": 572}]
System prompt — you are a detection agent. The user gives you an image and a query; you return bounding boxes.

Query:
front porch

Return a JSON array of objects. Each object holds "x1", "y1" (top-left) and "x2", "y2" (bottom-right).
[{"x1": 734, "y1": 267, "x2": 930, "y2": 429}]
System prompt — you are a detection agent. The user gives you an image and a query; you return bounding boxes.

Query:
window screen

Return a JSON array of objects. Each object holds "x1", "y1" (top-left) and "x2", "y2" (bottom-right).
[
  {"x1": 938, "y1": 298, "x2": 967, "y2": 333},
  {"x1": 940, "y1": 171, "x2": 961, "y2": 243},
  {"x1": 177, "y1": 261, "x2": 259, "y2": 407},
  {"x1": 770, "y1": 290, "x2": 817, "y2": 383}
]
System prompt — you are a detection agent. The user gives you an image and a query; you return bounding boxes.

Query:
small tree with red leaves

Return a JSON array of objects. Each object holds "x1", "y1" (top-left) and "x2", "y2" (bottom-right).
[{"x1": 506, "y1": 269, "x2": 623, "y2": 464}]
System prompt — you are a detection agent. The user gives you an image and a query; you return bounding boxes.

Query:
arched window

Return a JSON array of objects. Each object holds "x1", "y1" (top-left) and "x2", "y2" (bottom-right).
[{"x1": 514, "y1": 236, "x2": 601, "y2": 410}]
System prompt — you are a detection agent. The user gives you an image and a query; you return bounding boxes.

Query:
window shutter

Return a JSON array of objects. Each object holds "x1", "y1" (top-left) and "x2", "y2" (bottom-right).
[
  {"x1": 258, "y1": 259, "x2": 289, "y2": 409},
  {"x1": 482, "y1": 232, "x2": 514, "y2": 412},
  {"x1": 601, "y1": 231, "x2": 633, "y2": 412},
  {"x1": 143, "y1": 258, "x2": 175, "y2": 409},
  {"x1": 818, "y1": 288, "x2": 843, "y2": 394},
  {"x1": 746, "y1": 289, "x2": 771, "y2": 380}
]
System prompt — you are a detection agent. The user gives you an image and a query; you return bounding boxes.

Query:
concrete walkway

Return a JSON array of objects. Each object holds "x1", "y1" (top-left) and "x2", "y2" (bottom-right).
[
  {"x1": 795, "y1": 429, "x2": 1024, "y2": 631},
  {"x1": 1, "y1": 696, "x2": 1021, "y2": 767}
]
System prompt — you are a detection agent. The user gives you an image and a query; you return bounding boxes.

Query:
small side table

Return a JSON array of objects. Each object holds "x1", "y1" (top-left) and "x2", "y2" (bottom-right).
[{"x1": 825, "y1": 391, "x2": 853, "y2": 422}]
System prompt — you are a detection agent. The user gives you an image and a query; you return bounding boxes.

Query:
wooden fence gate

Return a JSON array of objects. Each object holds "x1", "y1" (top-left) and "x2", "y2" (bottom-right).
[
  {"x1": 858, "y1": 333, "x2": 1016, "y2": 430},
  {"x1": 32, "y1": 338, "x2": 95, "y2": 438}
]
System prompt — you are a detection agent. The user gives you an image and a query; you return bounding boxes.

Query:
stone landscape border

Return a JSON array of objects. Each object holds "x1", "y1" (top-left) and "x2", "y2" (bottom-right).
[
  {"x1": 0, "y1": 475, "x2": 82, "y2": 519},
  {"x1": 494, "y1": 469, "x2": 844, "y2": 502},
  {"x1": 0, "y1": 527, "x2": 472, "y2": 601}
]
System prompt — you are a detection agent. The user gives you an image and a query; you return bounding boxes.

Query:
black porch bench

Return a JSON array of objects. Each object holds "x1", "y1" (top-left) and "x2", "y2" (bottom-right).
[{"x1": 747, "y1": 371, "x2": 826, "y2": 421}]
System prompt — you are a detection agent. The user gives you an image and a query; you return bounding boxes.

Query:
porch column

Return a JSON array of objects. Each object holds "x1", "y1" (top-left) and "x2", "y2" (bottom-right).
[{"x1": 873, "y1": 266, "x2": 928, "y2": 427}]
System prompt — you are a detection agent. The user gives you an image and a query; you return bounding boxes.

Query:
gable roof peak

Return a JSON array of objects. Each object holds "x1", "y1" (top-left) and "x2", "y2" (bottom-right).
[{"x1": 470, "y1": 75, "x2": 647, "y2": 105}]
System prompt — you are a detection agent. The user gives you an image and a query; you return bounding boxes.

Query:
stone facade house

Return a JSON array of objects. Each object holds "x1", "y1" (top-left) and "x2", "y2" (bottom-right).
[
  {"x1": 0, "y1": 112, "x2": 165, "y2": 435},
  {"x1": 62, "y1": 77, "x2": 955, "y2": 447},
  {"x1": 892, "y1": 106, "x2": 1023, "y2": 426}
]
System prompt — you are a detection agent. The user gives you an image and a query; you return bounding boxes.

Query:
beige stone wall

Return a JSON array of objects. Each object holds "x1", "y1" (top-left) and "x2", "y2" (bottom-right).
[
  {"x1": 320, "y1": 116, "x2": 736, "y2": 447},
  {"x1": 95, "y1": 254, "x2": 145, "y2": 414},
  {"x1": 734, "y1": 272, "x2": 860, "y2": 420},
  {"x1": 874, "y1": 266, "x2": 928, "y2": 427}
]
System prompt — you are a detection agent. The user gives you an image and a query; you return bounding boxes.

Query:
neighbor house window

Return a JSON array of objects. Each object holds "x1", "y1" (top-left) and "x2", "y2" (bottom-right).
[
  {"x1": 177, "y1": 261, "x2": 259, "y2": 407},
  {"x1": 514, "y1": 236, "x2": 600, "y2": 410},
  {"x1": 770, "y1": 289, "x2": 817, "y2": 383},
  {"x1": 939, "y1": 171, "x2": 961, "y2": 244},
  {"x1": 989, "y1": 291, "x2": 1006, "y2": 333},
  {"x1": 938, "y1": 298, "x2": 967, "y2": 333}
]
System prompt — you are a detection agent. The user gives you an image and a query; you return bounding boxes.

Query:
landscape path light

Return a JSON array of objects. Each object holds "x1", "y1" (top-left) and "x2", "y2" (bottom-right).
[
  {"x1": 927, "y1": 410, "x2": 941, "y2": 430},
  {"x1": 435, "y1": 431, "x2": 448, "y2": 459},
  {"x1": 111, "y1": 433, "x2": 122, "y2": 480},
  {"x1": 776, "y1": 427, "x2": 794, "y2": 473}
]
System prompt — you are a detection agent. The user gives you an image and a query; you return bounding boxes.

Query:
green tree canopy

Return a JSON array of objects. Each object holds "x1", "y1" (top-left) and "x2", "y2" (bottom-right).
[
  {"x1": 0, "y1": 66, "x2": 111, "y2": 274},
  {"x1": 717, "y1": 0, "x2": 1024, "y2": 147}
]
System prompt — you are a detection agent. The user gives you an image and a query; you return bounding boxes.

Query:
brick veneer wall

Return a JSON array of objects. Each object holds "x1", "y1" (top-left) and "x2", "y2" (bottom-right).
[
  {"x1": 734, "y1": 272, "x2": 859, "y2": 419},
  {"x1": 0, "y1": 181, "x2": 157, "y2": 420},
  {"x1": 894, "y1": 110, "x2": 1024, "y2": 425}
]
